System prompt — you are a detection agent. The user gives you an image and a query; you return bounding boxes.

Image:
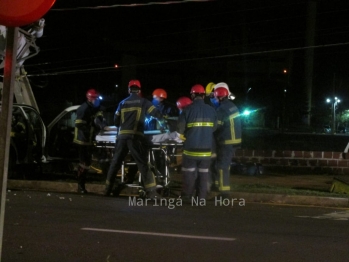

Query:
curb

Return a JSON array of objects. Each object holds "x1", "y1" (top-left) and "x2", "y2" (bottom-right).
[
  {"x1": 7, "y1": 180, "x2": 105, "y2": 194},
  {"x1": 228, "y1": 192, "x2": 349, "y2": 208},
  {"x1": 7, "y1": 180, "x2": 349, "y2": 208}
]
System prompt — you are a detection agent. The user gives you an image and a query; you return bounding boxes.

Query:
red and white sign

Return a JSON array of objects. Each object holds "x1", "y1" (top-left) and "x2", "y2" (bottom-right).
[{"x1": 0, "y1": 0, "x2": 56, "y2": 27}]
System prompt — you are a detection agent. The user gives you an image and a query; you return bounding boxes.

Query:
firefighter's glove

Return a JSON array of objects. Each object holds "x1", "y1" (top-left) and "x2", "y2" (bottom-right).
[{"x1": 179, "y1": 133, "x2": 186, "y2": 141}]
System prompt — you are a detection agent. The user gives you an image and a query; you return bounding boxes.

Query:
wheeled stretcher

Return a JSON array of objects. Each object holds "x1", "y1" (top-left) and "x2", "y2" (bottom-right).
[{"x1": 94, "y1": 127, "x2": 183, "y2": 197}]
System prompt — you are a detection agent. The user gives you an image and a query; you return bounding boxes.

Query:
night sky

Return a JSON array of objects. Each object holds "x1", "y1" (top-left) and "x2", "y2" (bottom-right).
[{"x1": 3, "y1": 0, "x2": 349, "y2": 125}]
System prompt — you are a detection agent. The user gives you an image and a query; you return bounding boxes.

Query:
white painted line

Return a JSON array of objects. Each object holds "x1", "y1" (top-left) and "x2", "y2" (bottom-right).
[{"x1": 81, "y1": 228, "x2": 236, "y2": 241}]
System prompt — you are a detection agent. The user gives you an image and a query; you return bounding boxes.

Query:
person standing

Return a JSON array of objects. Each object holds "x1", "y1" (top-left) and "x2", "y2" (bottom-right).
[
  {"x1": 73, "y1": 89, "x2": 106, "y2": 194},
  {"x1": 104, "y1": 80, "x2": 166, "y2": 198},
  {"x1": 177, "y1": 84, "x2": 217, "y2": 201},
  {"x1": 213, "y1": 82, "x2": 242, "y2": 198},
  {"x1": 145, "y1": 88, "x2": 178, "y2": 131},
  {"x1": 205, "y1": 82, "x2": 217, "y2": 108},
  {"x1": 204, "y1": 82, "x2": 220, "y2": 191}
]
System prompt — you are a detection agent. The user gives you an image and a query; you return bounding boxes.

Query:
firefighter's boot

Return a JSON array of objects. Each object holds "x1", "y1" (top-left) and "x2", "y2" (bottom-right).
[
  {"x1": 77, "y1": 167, "x2": 88, "y2": 194},
  {"x1": 103, "y1": 178, "x2": 115, "y2": 197}
]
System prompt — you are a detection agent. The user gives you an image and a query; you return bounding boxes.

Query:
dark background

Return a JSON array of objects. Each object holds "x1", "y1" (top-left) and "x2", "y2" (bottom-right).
[{"x1": 4, "y1": 0, "x2": 349, "y2": 127}]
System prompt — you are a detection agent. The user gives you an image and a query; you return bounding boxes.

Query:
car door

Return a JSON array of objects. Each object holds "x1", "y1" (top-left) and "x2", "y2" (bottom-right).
[
  {"x1": 21, "y1": 105, "x2": 46, "y2": 162},
  {"x1": 46, "y1": 105, "x2": 79, "y2": 159}
]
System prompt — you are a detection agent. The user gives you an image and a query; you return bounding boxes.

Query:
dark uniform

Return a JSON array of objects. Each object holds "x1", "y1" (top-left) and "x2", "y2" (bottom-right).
[
  {"x1": 215, "y1": 98, "x2": 242, "y2": 195},
  {"x1": 145, "y1": 100, "x2": 178, "y2": 131},
  {"x1": 177, "y1": 98, "x2": 217, "y2": 200},
  {"x1": 104, "y1": 92, "x2": 165, "y2": 196},
  {"x1": 203, "y1": 94, "x2": 219, "y2": 192},
  {"x1": 74, "y1": 98, "x2": 105, "y2": 193}
]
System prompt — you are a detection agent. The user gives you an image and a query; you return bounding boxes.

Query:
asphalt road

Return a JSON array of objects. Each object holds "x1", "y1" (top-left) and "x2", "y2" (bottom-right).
[{"x1": 2, "y1": 190, "x2": 349, "y2": 262}]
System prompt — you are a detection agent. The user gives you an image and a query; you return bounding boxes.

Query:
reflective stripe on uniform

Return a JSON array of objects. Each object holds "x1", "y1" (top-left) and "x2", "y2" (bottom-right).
[
  {"x1": 183, "y1": 150, "x2": 211, "y2": 157},
  {"x1": 147, "y1": 105, "x2": 156, "y2": 115},
  {"x1": 221, "y1": 112, "x2": 241, "y2": 145},
  {"x1": 182, "y1": 167, "x2": 195, "y2": 172},
  {"x1": 187, "y1": 122, "x2": 214, "y2": 128},
  {"x1": 218, "y1": 169, "x2": 230, "y2": 191},
  {"x1": 221, "y1": 138, "x2": 242, "y2": 144},
  {"x1": 119, "y1": 130, "x2": 144, "y2": 136},
  {"x1": 75, "y1": 119, "x2": 87, "y2": 124},
  {"x1": 121, "y1": 107, "x2": 141, "y2": 122}
]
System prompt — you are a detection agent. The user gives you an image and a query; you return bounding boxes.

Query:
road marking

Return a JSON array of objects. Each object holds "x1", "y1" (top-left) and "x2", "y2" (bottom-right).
[
  {"x1": 258, "y1": 202, "x2": 349, "y2": 210},
  {"x1": 81, "y1": 228, "x2": 236, "y2": 241},
  {"x1": 296, "y1": 210, "x2": 349, "y2": 220}
]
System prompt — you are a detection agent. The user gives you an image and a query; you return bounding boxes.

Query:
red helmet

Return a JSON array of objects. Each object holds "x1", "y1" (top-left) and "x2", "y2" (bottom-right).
[
  {"x1": 176, "y1": 96, "x2": 192, "y2": 110},
  {"x1": 214, "y1": 87, "x2": 229, "y2": 98},
  {"x1": 214, "y1": 82, "x2": 235, "y2": 100},
  {"x1": 86, "y1": 89, "x2": 99, "y2": 102},
  {"x1": 190, "y1": 84, "x2": 205, "y2": 94},
  {"x1": 128, "y1": 79, "x2": 141, "y2": 88},
  {"x1": 152, "y1": 88, "x2": 167, "y2": 99}
]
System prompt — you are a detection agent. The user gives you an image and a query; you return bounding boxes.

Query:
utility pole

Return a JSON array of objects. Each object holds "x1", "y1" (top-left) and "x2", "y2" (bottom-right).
[
  {"x1": 304, "y1": 0, "x2": 317, "y2": 126},
  {"x1": 332, "y1": 74, "x2": 336, "y2": 134}
]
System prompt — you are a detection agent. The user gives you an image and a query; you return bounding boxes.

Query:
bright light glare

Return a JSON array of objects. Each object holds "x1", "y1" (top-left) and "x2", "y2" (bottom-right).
[
  {"x1": 326, "y1": 98, "x2": 331, "y2": 103},
  {"x1": 99, "y1": 96, "x2": 103, "y2": 100},
  {"x1": 243, "y1": 110, "x2": 251, "y2": 116}
]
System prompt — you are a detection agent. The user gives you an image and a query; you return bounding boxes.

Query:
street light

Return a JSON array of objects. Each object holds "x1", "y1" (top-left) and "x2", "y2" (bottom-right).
[{"x1": 327, "y1": 97, "x2": 341, "y2": 134}]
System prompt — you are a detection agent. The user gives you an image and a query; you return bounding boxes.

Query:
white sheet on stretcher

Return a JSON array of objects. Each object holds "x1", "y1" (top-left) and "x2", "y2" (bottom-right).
[
  {"x1": 95, "y1": 128, "x2": 182, "y2": 144},
  {"x1": 151, "y1": 131, "x2": 183, "y2": 143},
  {"x1": 95, "y1": 133, "x2": 116, "y2": 143}
]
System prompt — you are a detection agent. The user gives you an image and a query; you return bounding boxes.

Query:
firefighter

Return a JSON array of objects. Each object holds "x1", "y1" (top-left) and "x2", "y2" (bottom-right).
[
  {"x1": 209, "y1": 82, "x2": 237, "y2": 191},
  {"x1": 204, "y1": 82, "x2": 220, "y2": 191},
  {"x1": 213, "y1": 82, "x2": 236, "y2": 100},
  {"x1": 205, "y1": 82, "x2": 217, "y2": 108},
  {"x1": 143, "y1": 88, "x2": 178, "y2": 178},
  {"x1": 73, "y1": 89, "x2": 106, "y2": 194},
  {"x1": 104, "y1": 79, "x2": 166, "y2": 198},
  {"x1": 177, "y1": 84, "x2": 217, "y2": 201},
  {"x1": 213, "y1": 82, "x2": 242, "y2": 198},
  {"x1": 145, "y1": 88, "x2": 178, "y2": 131}
]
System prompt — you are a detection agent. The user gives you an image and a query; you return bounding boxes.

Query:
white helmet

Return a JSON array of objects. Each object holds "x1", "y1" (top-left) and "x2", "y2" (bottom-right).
[{"x1": 213, "y1": 82, "x2": 235, "y2": 100}]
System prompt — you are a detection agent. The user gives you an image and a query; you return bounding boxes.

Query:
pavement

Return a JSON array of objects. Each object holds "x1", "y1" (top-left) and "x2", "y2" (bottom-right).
[{"x1": 6, "y1": 172, "x2": 349, "y2": 208}]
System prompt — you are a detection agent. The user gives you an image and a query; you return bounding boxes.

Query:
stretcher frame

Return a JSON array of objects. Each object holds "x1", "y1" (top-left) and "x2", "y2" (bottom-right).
[{"x1": 94, "y1": 129, "x2": 182, "y2": 197}]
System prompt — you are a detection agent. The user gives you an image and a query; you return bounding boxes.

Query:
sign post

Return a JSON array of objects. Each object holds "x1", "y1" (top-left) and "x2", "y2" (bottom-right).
[
  {"x1": 0, "y1": 0, "x2": 56, "y2": 258},
  {"x1": 0, "y1": 26, "x2": 17, "y2": 257}
]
